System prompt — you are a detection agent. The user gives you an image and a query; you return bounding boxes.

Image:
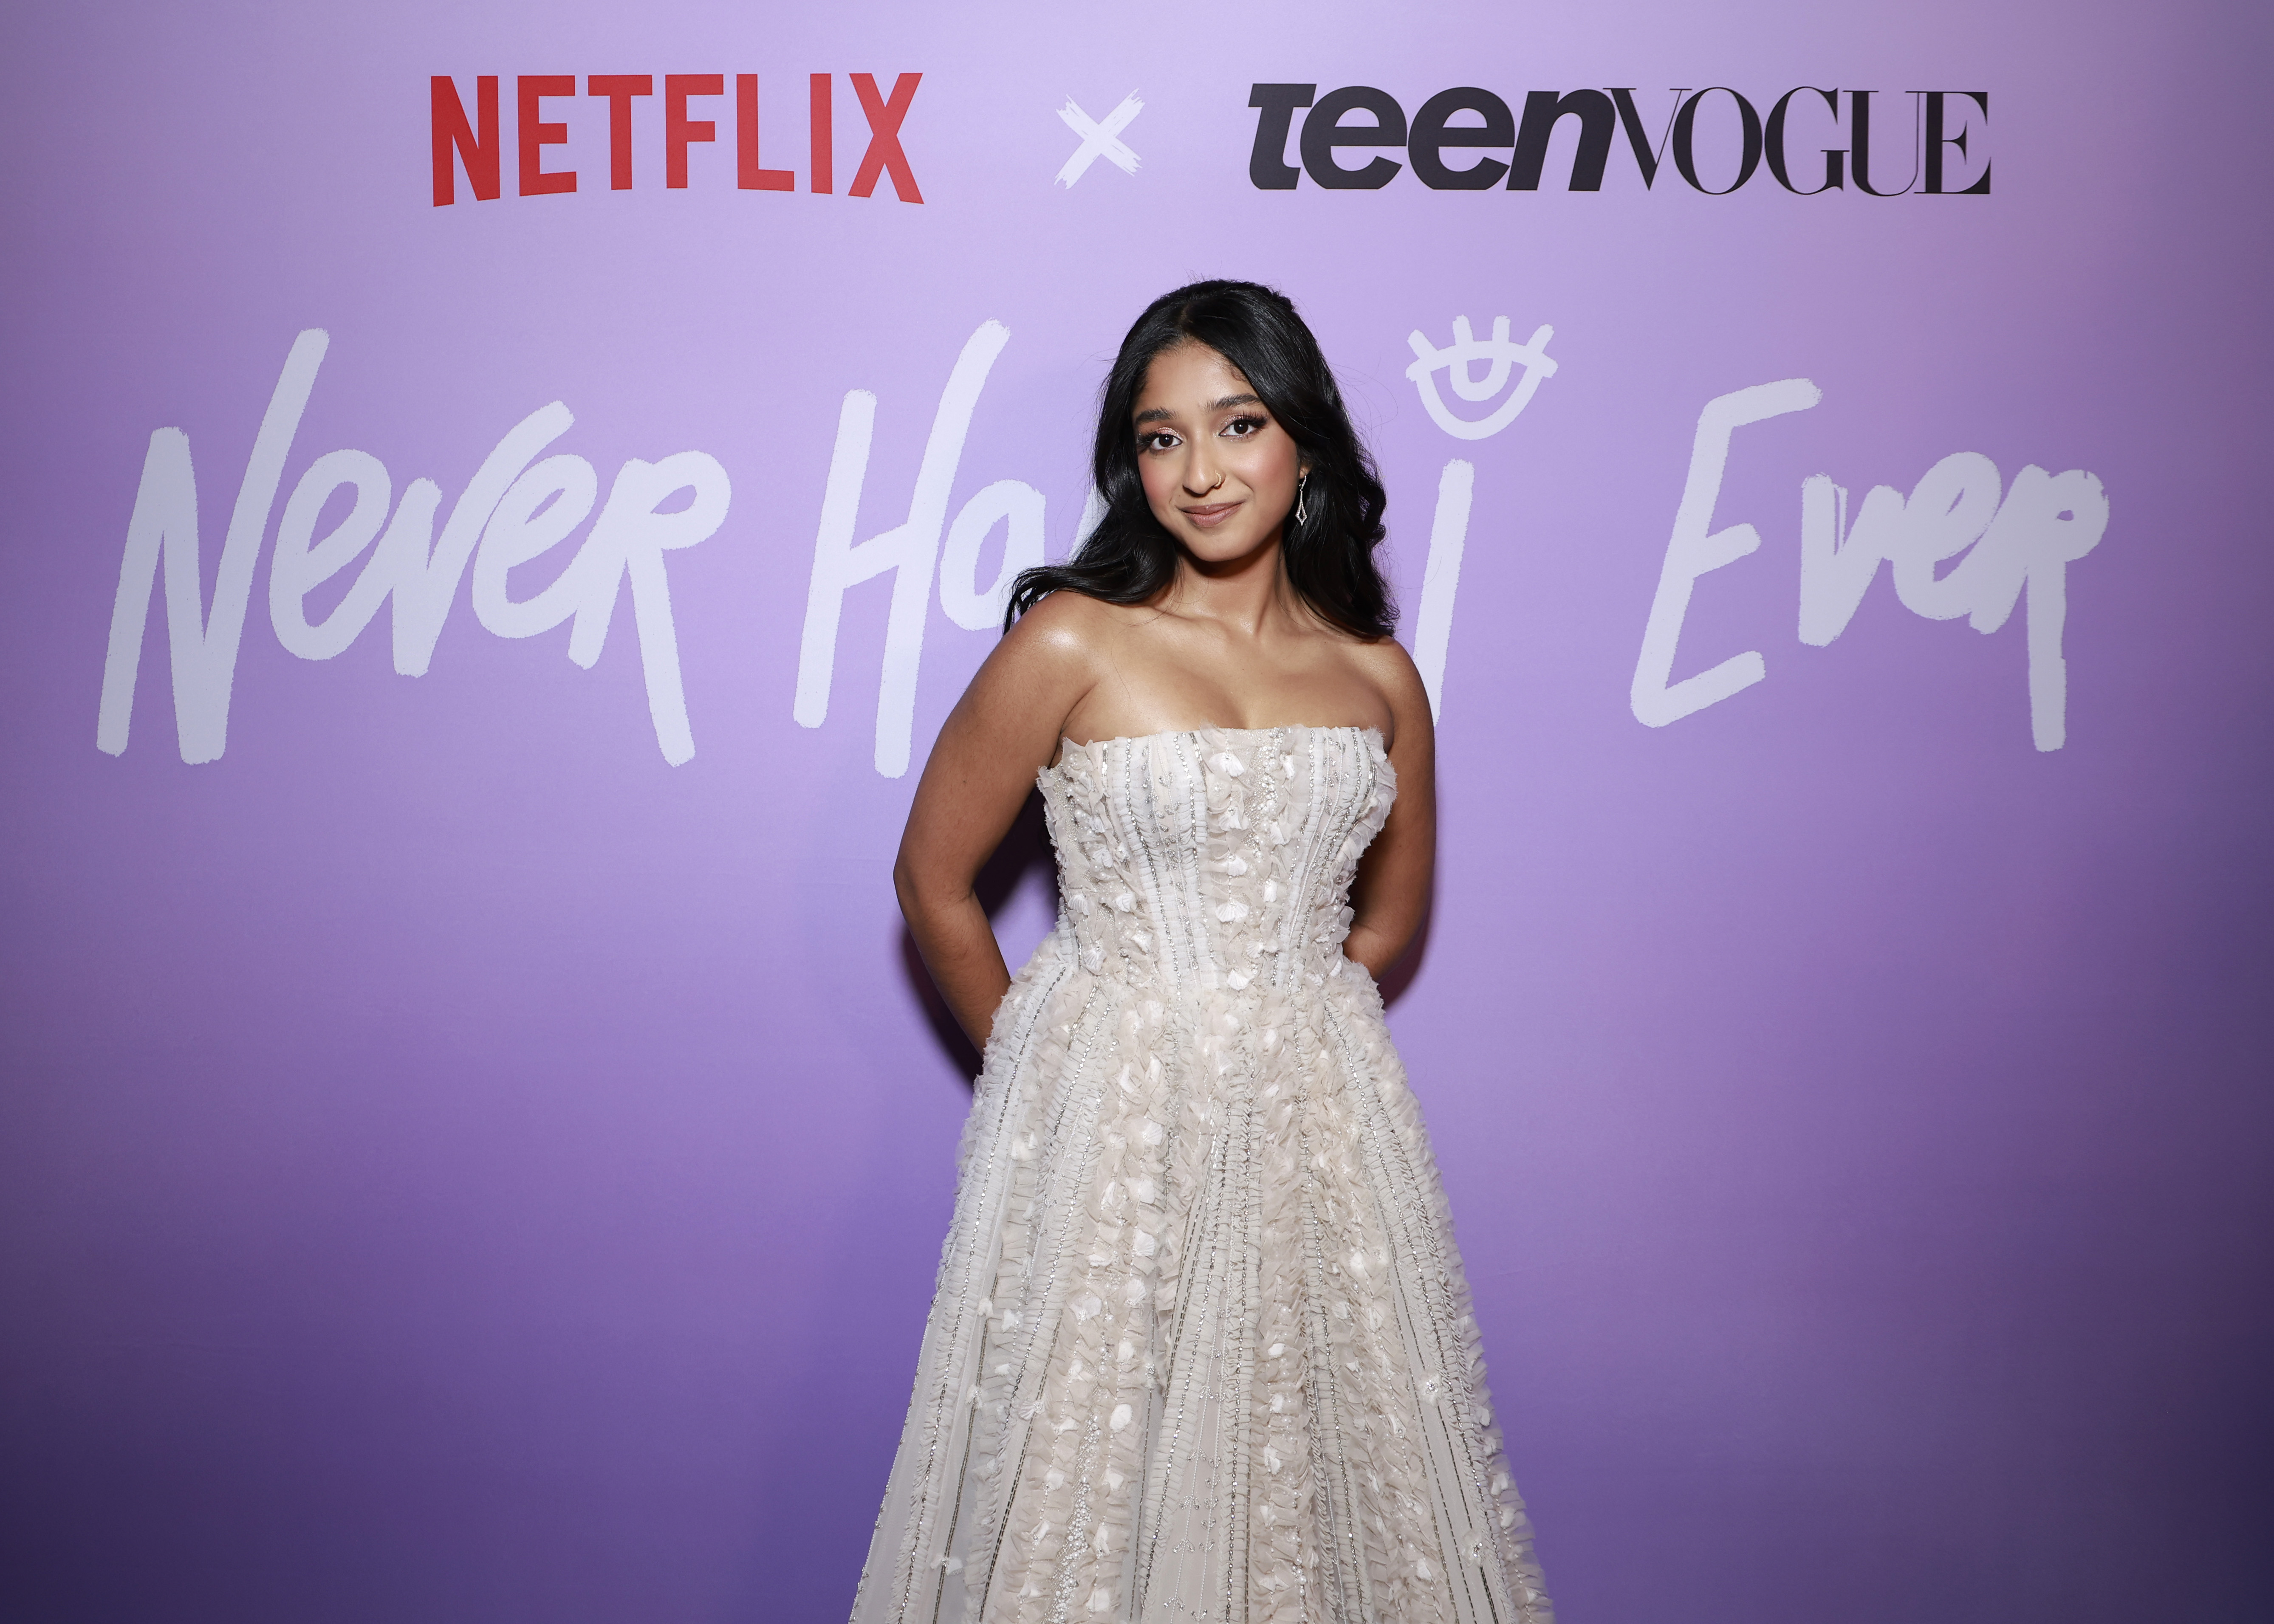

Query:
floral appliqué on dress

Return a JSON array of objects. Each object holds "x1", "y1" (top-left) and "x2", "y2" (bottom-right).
[{"x1": 854, "y1": 726, "x2": 1551, "y2": 1624}]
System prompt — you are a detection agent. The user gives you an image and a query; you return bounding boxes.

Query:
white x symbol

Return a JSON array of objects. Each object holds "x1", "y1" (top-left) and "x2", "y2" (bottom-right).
[{"x1": 1056, "y1": 93, "x2": 1143, "y2": 188}]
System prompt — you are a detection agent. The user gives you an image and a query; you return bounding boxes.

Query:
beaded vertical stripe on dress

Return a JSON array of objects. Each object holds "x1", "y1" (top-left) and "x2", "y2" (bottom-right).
[{"x1": 852, "y1": 726, "x2": 1551, "y2": 1624}]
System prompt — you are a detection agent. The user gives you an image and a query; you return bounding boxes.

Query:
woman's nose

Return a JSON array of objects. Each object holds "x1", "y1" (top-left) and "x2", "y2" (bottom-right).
[{"x1": 1182, "y1": 441, "x2": 1223, "y2": 496}]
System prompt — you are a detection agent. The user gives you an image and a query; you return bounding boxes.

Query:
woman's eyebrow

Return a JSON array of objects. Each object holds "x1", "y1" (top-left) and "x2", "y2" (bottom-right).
[{"x1": 1133, "y1": 393, "x2": 1265, "y2": 428}]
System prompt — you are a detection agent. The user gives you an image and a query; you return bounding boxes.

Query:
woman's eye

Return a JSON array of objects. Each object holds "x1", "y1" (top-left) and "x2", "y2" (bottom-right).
[
  {"x1": 1223, "y1": 416, "x2": 1266, "y2": 438},
  {"x1": 1141, "y1": 431, "x2": 1182, "y2": 452}
]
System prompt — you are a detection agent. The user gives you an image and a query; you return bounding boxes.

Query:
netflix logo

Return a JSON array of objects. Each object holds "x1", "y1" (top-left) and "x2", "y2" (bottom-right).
[{"x1": 429, "y1": 72, "x2": 924, "y2": 206}]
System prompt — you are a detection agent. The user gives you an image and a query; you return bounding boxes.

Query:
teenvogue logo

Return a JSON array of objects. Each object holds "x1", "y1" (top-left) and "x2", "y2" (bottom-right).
[
  {"x1": 429, "y1": 72, "x2": 924, "y2": 205},
  {"x1": 1246, "y1": 84, "x2": 1990, "y2": 195}
]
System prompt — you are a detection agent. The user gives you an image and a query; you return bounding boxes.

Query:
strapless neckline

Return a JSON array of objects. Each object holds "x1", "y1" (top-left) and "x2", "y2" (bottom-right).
[{"x1": 1052, "y1": 721, "x2": 1386, "y2": 758}]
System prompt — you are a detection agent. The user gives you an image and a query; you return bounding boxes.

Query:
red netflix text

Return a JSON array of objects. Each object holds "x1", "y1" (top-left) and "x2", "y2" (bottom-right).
[{"x1": 429, "y1": 72, "x2": 924, "y2": 205}]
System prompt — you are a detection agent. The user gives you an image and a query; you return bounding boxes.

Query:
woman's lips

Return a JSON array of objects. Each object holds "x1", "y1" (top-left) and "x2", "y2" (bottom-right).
[{"x1": 1182, "y1": 501, "x2": 1240, "y2": 527}]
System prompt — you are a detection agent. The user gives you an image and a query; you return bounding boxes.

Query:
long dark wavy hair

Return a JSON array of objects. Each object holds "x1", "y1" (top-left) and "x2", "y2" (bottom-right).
[{"x1": 1003, "y1": 280, "x2": 1395, "y2": 639}]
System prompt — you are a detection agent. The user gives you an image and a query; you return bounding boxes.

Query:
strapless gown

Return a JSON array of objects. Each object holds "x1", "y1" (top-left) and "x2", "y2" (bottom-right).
[{"x1": 853, "y1": 725, "x2": 1551, "y2": 1624}]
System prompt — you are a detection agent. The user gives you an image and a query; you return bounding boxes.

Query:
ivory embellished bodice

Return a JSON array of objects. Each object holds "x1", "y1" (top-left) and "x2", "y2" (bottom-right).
[
  {"x1": 854, "y1": 726, "x2": 1551, "y2": 1624},
  {"x1": 1041, "y1": 725, "x2": 1393, "y2": 998}
]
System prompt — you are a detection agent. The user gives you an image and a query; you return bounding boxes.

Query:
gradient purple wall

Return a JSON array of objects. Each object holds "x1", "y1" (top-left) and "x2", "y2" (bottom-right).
[{"x1": 3, "y1": 3, "x2": 2269, "y2": 1620}]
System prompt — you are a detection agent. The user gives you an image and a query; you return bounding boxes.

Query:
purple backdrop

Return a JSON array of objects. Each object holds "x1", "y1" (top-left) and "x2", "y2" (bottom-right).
[{"x1": 3, "y1": 3, "x2": 2270, "y2": 1620}]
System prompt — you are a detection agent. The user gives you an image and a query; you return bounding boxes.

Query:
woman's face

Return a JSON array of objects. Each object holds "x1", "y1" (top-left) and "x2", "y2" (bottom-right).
[{"x1": 1131, "y1": 341, "x2": 1304, "y2": 568}]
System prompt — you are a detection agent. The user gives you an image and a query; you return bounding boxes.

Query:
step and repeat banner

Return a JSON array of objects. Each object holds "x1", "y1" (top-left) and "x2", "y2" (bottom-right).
[{"x1": 3, "y1": 3, "x2": 2268, "y2": 1621}]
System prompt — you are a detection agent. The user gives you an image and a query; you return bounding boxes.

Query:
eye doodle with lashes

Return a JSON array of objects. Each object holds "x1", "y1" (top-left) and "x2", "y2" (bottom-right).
[
  {"x1": 1403, "y1": 316, "x2": 1562, "y2": 725},
  {"x1": 1405, "y1": 317, "x2": 1558, "y2": 442}
]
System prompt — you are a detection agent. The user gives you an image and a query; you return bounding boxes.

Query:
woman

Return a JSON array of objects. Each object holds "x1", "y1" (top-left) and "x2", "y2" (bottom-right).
[{"x1": 854, "y1": 282, "x2": 1551, "y2": 1624}]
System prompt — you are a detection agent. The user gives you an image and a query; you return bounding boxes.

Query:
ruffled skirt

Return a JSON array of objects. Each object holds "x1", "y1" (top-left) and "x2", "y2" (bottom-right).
[{"x1": 852, "y1": 931, "x2": 1551, "y2": 1624}]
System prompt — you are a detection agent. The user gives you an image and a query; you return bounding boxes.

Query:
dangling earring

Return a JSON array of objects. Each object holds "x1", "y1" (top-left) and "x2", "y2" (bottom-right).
[{"x1": 1295, "y1": 471, "x2": 1309, "y2": 525}]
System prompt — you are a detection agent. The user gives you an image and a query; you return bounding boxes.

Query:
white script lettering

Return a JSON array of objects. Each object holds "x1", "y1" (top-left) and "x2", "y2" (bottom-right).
[
  {"x1": 1800, "y1": 455, "x2": 2108, "y2": 750},
  {"x1": 1633, "y1": 380, "x2": 2110, "y2": 749},
  {"x1": 97, "y1": 332, "x2": 729, "y2": 765},
  {"x1": 1631, "y1": 378, "x2": 1824, "y2": 728},
  {"x1": 796, "y1": 319, "x2": 1052, "y2": 778},
  {"x1": 1412, "y1": 459, "x2": 1474, "y2": 722},
  {"x1": 98, "y1": 330, "x2": 329, "y2": 763}
]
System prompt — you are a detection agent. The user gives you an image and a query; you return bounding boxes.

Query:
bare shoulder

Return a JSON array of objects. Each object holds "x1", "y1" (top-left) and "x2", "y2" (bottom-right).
[
  {"x1": 1338, "y1": 633, "x2": 1432, "y2": 751},
  {"x1": 998, "y1": 588, "x2": 1174, "y2": 689},
  {"x1": 961, "y1": 590, "x2": 1114, "y2": 741},
  {"x1": 1003, "y1": 586, "x2": 1122, "y2": 657},
  {"x1": 1341, "y1": 633, "x2": 1427, "y2": 706},
  {"x1": 1014, "y1": 582, "x2": 1119, "y2": 632}
]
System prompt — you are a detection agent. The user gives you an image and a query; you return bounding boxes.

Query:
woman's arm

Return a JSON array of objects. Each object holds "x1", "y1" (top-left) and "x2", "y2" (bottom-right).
[
  {"x1": 895, "y1": 597, "x2": 1099, "y2": 1050},
  {"x1": 1342, "y1": 644, "x2": 1437, "y2": 980}
]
